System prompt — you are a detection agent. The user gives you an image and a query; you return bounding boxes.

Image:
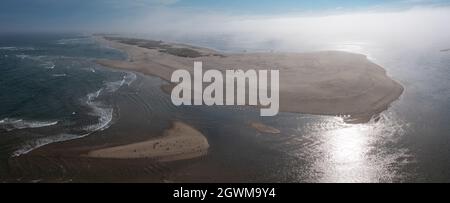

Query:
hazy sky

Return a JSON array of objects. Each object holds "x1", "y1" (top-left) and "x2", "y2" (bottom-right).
[{"x1": 1, "y1": 0, "x2": 450, "y2": 32}]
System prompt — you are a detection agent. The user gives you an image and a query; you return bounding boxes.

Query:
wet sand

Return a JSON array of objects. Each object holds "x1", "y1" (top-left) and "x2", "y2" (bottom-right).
[
  {"x1": 87, "y1": 121, "x2": 209, "y2": 161},
  {"x1": 250, "y1": 122, "x2": 281, "y2": 134},
  {"x1": 95, "y1": 36, "x2": 404, "y2": 123}
]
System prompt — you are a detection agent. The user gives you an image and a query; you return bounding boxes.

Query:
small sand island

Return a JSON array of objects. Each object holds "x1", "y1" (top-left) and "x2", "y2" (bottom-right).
[
  {"x1": 250, "y1": 122, "x2": 281, "y2": 134},
  {"x1": 87, "y1": 121, "x2": 209, "y2": 161},
  {"x1": 95, "y1": 36, "x2": 403, "y2": 123}
]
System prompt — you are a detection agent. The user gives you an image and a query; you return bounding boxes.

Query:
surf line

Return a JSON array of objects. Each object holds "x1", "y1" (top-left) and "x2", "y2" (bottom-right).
[{"x1": 170, "y1": 61, "x2": 279, "y2": 116}]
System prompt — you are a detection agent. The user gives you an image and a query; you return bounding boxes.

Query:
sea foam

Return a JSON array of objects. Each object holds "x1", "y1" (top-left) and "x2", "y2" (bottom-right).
[
  {"x1": 0, "y1": 46, "x2": 35, "y2": 51},
  {"x1": 83, "y1": 72, "x2": 136, "y2": 132},
  {"x1": 12, "y1": 133, "x2": 87, "y2": 157},
  {"x1": 0, "y1": 118, "x2": 58, "y2": 131},
  {"x1": 10, "y1": 71, "x2": 137, "y2": 157}
]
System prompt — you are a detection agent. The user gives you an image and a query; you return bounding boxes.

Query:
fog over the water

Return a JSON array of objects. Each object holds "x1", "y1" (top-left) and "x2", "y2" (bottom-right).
[
  {"x1": 108, "y1": 6, "x2": 450, "y2": 52},
  {"x1": 2, "y1": 2, "x2": 450, "y2": 182}
]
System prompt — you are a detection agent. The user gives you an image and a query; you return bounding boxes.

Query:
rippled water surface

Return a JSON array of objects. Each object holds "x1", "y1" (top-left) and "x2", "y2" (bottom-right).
[
  {"x1": 0, "y1": 34, "x2": 133, "y2": 157},
  {"x1": 1, "y1": 33, "x2": 450, "y2": 182}
]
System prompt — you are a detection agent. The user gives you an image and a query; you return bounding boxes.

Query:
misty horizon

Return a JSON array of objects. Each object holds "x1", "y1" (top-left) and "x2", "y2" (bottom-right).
[{"x1": 2, "y1": 0, "x2": 450, "y2": 185}]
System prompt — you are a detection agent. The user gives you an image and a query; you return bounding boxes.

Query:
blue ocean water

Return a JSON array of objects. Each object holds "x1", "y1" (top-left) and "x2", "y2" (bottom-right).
[{"x1": 0, "y1": 34, "x2": 135, "y2": 157}]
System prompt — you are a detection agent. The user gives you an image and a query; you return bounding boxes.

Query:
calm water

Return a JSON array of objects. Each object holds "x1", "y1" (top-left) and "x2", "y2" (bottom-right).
[{"x1": 1, "y1": 33, "x2": 449, "y2": 182}]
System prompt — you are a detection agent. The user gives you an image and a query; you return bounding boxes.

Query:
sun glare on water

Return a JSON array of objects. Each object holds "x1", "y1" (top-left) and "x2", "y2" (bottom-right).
[{"x1": 294, "y1": 113, "x2": 413, "y2": 183}]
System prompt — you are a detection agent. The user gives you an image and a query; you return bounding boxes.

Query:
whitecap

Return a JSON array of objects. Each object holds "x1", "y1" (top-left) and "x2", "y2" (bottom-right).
[
  {"x1": 83, "y1": 72, "x2": 137, "y2": 132},
  {"x1": 15, "y1": 54, "x2": 57, "y2": 70},
  {"x1": 52, "y1": 74, "x2": 67, "y2": 77},
  {"x1": 105, "y1": 72, "x2": 137, "y2": 93},
  {"x1": 83, "y1": 88, "x2": 114, "y2": 132},
  {"x1": 56, "y1": 37, "x2": 90, "y2": 45},
  {"x1": 0, "y1": 118, "x2": 58, "y2": 131},
  {"x1": 44, "y1": 63, "x2": 55, "y2": 69},
  {"x1": 15, "y1": 54, "x2": 44, "y2": 61},
  {"x1": 124, "y1": 72, "x2": 137, "y2": 86},
  {"x1": 0, "y1": 47, "x2": 17, "y2": 50},
  {"x1": 12, "y1": 133, "x2": 87, "y2": 157},
  {"x1": 15, "y1": 54, "x2": 30, "y2": 60},
  {"x1": 7, "y1": 72, "x2": 135, "y2": 157},
  {"x1": 9, "y1": 87, "x2": 114, "y2": 157},
  {"x1": 84, "y1": 106, "x2": 113, "y2": 132},
  {"x1": 10, "y1": 92, "x2": 114, "y2": 157},
  {"x1": 104, "y1": 80, "x2": 123, "y2": 93},
  {"x1": 0, "y1": 46, "x2": 35, "y2": 51}
]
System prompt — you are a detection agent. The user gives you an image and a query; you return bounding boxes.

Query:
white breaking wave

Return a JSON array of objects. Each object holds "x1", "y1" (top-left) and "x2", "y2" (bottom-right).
[
  {"x1": 52, "y1": 74, "x2": 67, "y2": 77},
  {"x1": 83, "y1": 72, "x2": 136, "y2": 132},
  {"x1": 56, "y1": 37, "x2": 90, "y2": 45},
  {"x1": 0, "y1": 46, "x2": 35, "y2": 51},
  {"x1": 10, "y1": 71, "x2": 137, "y2": 157},
  {"x1": 105, "y1": 72, "x2": 137, "y2": 92},
  {"x1": 14, "y1": 54, "x2": 57, "y2": 70},
  {"x1": 9, "y1": 88, "x2": 113, "y2": 157},
  {"x1": 11, "y1": 88, "x2": 116, "y2": 157},
  {"x1": 0, "y1": 118, "x2": 58, "y2": 131},
  {"x1": 43, "y1": 62, "x2": 55, "y2": 69},
  {"x1": 15, "y1": 54, "x2": 44, "y2": 62},
  {"x1": 83, "y1": 88, "x2": 114, "y2": 132},
  {"x1": 124, "y1": 72, "x2": 137, "y2": 86},
  {"x1": 84, "y1": 72, "x2": 137, "y2": 131},
  {"x1": 15, "y1": 54, "x2": 33, "y2": 60},
  {"x1": 12, "y1": 133, "x2": 88, "y2": 157}
]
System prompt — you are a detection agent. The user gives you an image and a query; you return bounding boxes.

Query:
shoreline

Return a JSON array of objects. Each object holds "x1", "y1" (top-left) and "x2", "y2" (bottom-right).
[{"x1": 95, "y1": 35, "x2": 404, "y2": 123}]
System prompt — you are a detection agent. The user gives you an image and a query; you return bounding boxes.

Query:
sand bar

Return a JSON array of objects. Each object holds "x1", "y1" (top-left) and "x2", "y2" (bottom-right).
[
  {"x1": 95, "y1": 36, "x2": 404, "y2": 123},
  {"x1": 250, "y1": 122, "x2": 281, "y2": 134},
  {"x1": 87, "y1": 121, "x2": 209, "y2": 161}
]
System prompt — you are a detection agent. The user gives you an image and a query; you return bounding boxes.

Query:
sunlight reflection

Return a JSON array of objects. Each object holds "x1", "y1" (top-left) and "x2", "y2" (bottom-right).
[
  {"x1": 301, "y1": 113, "x2": 410, "y2": 183},
  {"x1": 321, "y1": 122, "x2": 374, "y2": 182},
  {"x1": 328, "y1": 125, "x2": 369, "y2": 164}
]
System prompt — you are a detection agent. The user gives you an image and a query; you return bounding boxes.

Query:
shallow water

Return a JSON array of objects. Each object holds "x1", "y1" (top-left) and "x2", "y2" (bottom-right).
[
  {"x1": 152, "y1": 34, "x2": 450, "y2": 182},
  {"x1": 1, "y1": 33, "x2": 450, "y2": 182}
]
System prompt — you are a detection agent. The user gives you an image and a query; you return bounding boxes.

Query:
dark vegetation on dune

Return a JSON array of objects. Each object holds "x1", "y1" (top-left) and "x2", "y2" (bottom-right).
[{"x1": 104, "y1": 37, "x2": 211, "y2": 58}]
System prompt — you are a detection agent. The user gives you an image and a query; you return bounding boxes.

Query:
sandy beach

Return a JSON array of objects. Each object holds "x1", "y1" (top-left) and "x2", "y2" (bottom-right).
[
  {"x1": 95, "y1": 36, "x2": 404, "y2": 123},
  {"x1": 87, "y1": 121, "x2": 209, "y2": 161}
]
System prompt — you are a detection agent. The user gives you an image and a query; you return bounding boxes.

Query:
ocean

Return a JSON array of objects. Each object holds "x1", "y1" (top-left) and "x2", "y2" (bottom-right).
[
  {"x1": 0, "y1": 34, "x2": 136, "y2": 157},
  {"x1": 1, "y1": 33, "x2": 450, "y2": 182}
]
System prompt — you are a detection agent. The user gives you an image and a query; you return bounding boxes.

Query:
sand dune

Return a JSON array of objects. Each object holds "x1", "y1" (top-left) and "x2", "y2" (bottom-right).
[{"x1": 95, "y1": 36, "x2": 403, "y2": 123}]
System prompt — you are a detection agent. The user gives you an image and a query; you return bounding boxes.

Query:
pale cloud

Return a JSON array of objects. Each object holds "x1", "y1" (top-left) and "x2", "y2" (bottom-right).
[
  {"x1": 105, "y1": 0, "x2": 179, "y2": 9},
  {"x1": 105, "y1": 5, "x2": 450, "y2": 52},
  {"x1": 130, "y1": 0, "x2": 179, "y2": 6}
]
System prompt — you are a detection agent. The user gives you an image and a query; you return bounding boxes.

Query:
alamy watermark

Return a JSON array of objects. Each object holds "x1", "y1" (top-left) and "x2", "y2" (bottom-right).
[{"x1": 170, "y1": 62, "x2": 280, "y2": 116}]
